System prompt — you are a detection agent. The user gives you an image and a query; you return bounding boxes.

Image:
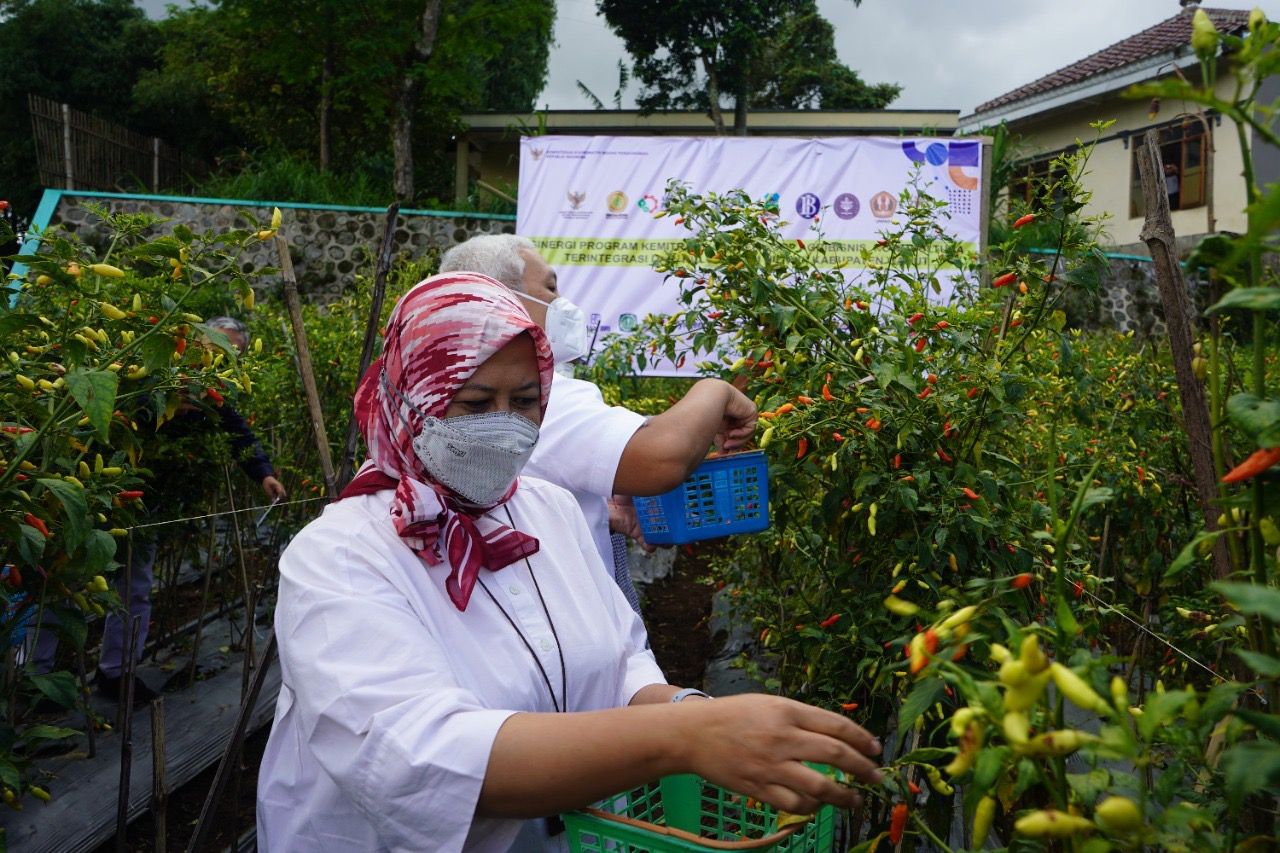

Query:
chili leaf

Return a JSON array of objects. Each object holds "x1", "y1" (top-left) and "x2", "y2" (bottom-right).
[
  {"x1": 899, "y1": 677, "x2": 944, "y2": 731},
  {"x1": 37, "y1": 477, "x2": 88, "y2": 553},
  {"x1": 28, "y1": 672, "x2": 78, "y2": 710},
  {"x1": 1212, "y1": 581, "x2": 1280, "y2": 620},
  {"x1": 1206, "y1": 287, "x2": 1280, "y2": 314},
  {"x1": 1225, "y1": 393, "x2": 1280, "y2": 447},
  {"x1": 64, "y1": 368, "x2": 119, "y2": 443}
]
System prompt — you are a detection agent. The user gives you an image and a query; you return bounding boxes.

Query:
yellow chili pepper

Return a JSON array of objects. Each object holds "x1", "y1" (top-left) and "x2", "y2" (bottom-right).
[
  {"x1": 89, "y1": 263, "x2": 124, "y2": 278},
  {"x1": 1014, "y1": 809, "x2": 1094, "y2": 838}
]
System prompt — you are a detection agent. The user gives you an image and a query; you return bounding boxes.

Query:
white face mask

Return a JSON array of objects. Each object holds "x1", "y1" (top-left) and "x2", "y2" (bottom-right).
[
  {"x1": 411, "y1": 412, "x2": 540, "y2": 506},
  {"x1": 517, "y1": 291, "x2": 591, "y2": 364}
]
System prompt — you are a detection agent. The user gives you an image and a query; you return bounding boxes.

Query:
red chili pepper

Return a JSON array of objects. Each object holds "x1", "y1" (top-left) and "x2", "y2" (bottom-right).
[
  {"x1": 917, "y1": 386, "x2": 932, "y2": 400},
  {"x1": 821, "y1": 384, "x2": 834, "y2": 402},
  {"x1": 992, "y1": 272, "x2": 1017, "y2": 288},
  {"x1": 832, "y1": 432, "x2": 845, "y2": 442},
  {"x1": 937, "y1": 448, "x2": 954, "y2": 463},
  {"x1": 147, "y1": 315, "x2": 158, "y2": 324},
  {"x1": 907, "y1": 312, "x2": 925, "y2": 326},
  {"x1": 926, "y1": 373, "x2": 938, "y2": 385},
  {"x1": 866, "y1": 417, "x2": 882, "y2": 431},
  {"x1": 966, "y1": 386, "x2": 980, "y2": 399},
  {"x1": 819, "y1": 613, "x2": 841, "y2": 629},
  {"x1": 675, "y1": 354, "x2": 686, "y2": 368},
  {"x1": 953, "y1": 643, "x2": 968, "y2": 661},
  {"x1": 1136, "y1": 465, "x2": 1145, "y2": 482},
  {"x1": 1009, "y1": 318, "x2": 1024, "y2": 328},
  {"x1": 855, "y1": 406, "x2": 869, "y2": 414},
  {"x1": 175, "y1": 337, "x2": 187, "y2": 356},
  {"x1": 855, "y1": 300, "x2": 869, "y2": 310},
  {"x1": 4, "y1": 565, "x2": 21, "y2": 587},
  {"x1": 23, "y1": 513, "x2": 49, "y2": 538},
  {"x1": 908, "y1": 781, "x2": 921, "y2": 795},
  {"x1": 206, "y1": 387, "x2": 225, "y2": 406},
  {"x1": 796, "y1": 238, "x2": 805, "y2": 249},
  {"x1": 892, "y1": 454, "x2": 901, "y2": 470},
  {"x1": 889, "y1": 803, "x2": 909, "y2": 844},
  {"x1": 118, "y1": 490, "x2": 145, "y2": 500},
  {"x1": 1221, "y1": 447, "x2": 1280, "y2": 484},
  {"x1": 923, "y1": 628, "x2": 939, "y2": 654},
  {"x1": 840, "y1": 702, "x2": 859, "y2": 712},
  {"x1": 914, "y1": 337, "x2": 927, "y2": 353},
  {"x1": 943, "y1": 420, "x2": 956, "y2": 437},
  {"x1": 706, "y1": 311, "x2": 722, "y2": 320},
  {"x1": 933, "y1": 320, "x2": 950, "y2": 330},
  {"x1": 1073, "y1": 580, "x2": 1084, "y2": 599},
  {"x1": 960, "y1": 486, "x2": 980, "y2": 500},
  {"x1": 1012, "y1": 573, "x2": 1033, "y2": 589},
  {"x1": 876, "y1": 239, "x2": 888, "y2": 247},
  {"x1": 797, "y1": 395, "x2": 814, "y2": 405},
  {"x1": 1013, "y1": 213, "x2": 1037, "y2": 229},
  {"x1": 796, "y1": 438, "x2": 809, "y2": 460}
]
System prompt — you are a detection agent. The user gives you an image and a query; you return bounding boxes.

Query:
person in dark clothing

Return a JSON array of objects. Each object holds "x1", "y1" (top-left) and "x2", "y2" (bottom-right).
[{"x1": 31, "y1": 316, "x2": 284, "y2": 705}]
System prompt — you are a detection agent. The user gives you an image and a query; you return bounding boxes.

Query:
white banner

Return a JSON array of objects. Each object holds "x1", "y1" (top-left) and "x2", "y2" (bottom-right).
[{"x1": 516, "y1": 135, "x2": 984, "y2": 371}]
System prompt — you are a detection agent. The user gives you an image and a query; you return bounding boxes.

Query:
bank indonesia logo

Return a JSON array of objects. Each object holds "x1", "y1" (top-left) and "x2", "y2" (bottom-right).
[
  {"x1": 833, "y1": 193, "x2": 860, "y2": 220},
  {"x1": 794, "y1": 192, "x2": 821, "y2": 219},
  {"x1": 636, "y1": 193, "x2": 660, "y2": 214}
]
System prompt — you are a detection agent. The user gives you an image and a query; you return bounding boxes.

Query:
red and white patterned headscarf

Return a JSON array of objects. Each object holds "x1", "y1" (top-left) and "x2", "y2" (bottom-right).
[{"x1": 342, "y1": 272, "x2": 554, "y2": 610}]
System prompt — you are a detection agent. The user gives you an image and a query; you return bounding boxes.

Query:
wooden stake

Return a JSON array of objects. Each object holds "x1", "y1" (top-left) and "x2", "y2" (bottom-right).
[
  {"x1": 187, "y1": 492, "x2": 220, "y2": 688},
  {"x1": 337, "y1": 203, "x2": 401, "y2": 490},
  {"x1": 150, "y1": 698, "x2": 168, "y2": 852},
  {"x1": 274, "y1": 235, "x2": 338, "y2": 499},
  {"x1": 1136, "y1": 130, "x2": 1231, "y2": 579},
  {"x1": 76, "y1": 647, "x2": 95, "y2": 760},
  {"x1": 115, "y1": 614, "x2": 142, "y2": 853}
]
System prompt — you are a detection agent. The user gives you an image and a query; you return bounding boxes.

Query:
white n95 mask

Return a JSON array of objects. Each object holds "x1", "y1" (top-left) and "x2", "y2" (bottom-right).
[
  {"x1": 411, "y1": 412, "x2": 540, "y2": 506},
  {"x1": 517, "y1": 292, "x2": 591, "y2": 364}
]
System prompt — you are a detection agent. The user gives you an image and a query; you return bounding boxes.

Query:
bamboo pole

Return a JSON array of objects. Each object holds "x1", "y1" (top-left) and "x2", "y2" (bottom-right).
[
  {"x1": 337, "y1": 203, "x2": 401, "y2": 490},
  {"x1": 150, "y1": 698, "x2": 168, "y2": 852},
  {"x1": 1136, "y1": 131, "x2": 1231, "y2": 579},
  {"x1": 114, "y1": 615, "x2": 142, "y2": 853},
  {"x1": 274, "y1": 236, "x2": 338, "y2": 498},
  {"x1": 187, "y1": 493, "x2": 220, "y2": 687}
]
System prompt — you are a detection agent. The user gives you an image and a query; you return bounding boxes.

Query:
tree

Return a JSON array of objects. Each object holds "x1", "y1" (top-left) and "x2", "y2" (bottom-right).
[
  {"x1": 0, "y1": 0, "x2": 162, "y2": 211},
  {"x1": 597, "y1": 0, "x2": 897, "y2": 135}
]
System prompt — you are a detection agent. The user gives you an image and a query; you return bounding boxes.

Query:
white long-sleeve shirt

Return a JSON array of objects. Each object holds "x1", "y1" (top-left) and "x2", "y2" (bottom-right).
[
  {"x1": 257, "y1": 476, "x2": 665, "y2": 852},
  {"x1": 524, "y1": 373, "x2": 647, "y2": 573}
]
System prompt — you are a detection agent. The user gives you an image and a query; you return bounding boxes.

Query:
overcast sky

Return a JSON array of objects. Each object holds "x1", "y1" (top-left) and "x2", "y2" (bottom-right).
[{"x1": 140, "y1": 0, "x2": 1278, "y2": 116}]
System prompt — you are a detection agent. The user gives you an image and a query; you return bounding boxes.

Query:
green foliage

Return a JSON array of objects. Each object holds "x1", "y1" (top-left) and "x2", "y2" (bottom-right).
[
  {"x1": 193, "y1": 151, "x2": 395, "y2": 208},
  {"x1": 597, "y1": 0, "x2": 897, "y2": 131}
]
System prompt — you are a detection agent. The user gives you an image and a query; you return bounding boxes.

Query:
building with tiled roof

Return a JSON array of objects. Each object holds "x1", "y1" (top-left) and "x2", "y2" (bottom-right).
[{"x1": 959, "y1": 6, "x2": 1278, "y2": 248}]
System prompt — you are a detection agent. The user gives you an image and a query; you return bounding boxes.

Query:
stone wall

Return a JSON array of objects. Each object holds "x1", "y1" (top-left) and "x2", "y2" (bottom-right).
[{"x1": 49, "y1": 194, "x2": 515, "y2": 302}]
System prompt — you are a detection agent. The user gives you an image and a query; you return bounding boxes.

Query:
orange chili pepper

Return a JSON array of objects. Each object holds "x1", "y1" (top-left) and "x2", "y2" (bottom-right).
[
  {"x1": 914, "y1": 337, "x2": 927, "y2": 353},
  {"x1": 966, "y1": 386, "x2": 980, "y2": 399},
  {"x1": 1012, "y1": 573, "x2": 1033, "y2": 589},
  {"x1": 908, "y1": 781, "x2": 921, "y2": 795},
  {"x1": 831, "y1": 432, "x2": 845, "y2": 442},
  {"x1": 960, "y1": 486, "x2": 980, "y2": 500},
  {"x1": 866, "y1": 417, "x2": 882, "y2": 431},
  {"x1": 775, "y1": 403, "x2": 795, "y2": 415},
  {"x1": 917, "y1": 386, "x2": 932, "y2": 400},
  {"x1": 923, "y1": 628, "x2": 939, "y2": 654},
  {"x1": 1013, "y1": 213, "x2": 1037, "y2": 229},
  {"x1": 855, "y1": 300, "x2": 869, "y2": 310},
  {"x1": 840, "y1": 702, "x2": 859, "y2": 712},
  {"x1": 855, "y1": 406, "x2": 869, "y2": 414},
  {"x1": 821, "y1": 384, "x2": 834, "y2": 402},
  {"x1": 892, "y1": 454, "x2": 901, "y2": 470},
  {"x1": 797, "y1": 395, "x2": 814, "y2": 405},
  {"x1": 889, "y1": 803, "x2": 909, "y2": 844},
  {"x1": 934, "y1": 320, "x2": 950, "y2": 330},
  {"x1": 992, "y1": 272, "x2": 1017, "y2": 288},
  {"x1": 796, "y1": 438, "x2": 809, "y2": 460},
  {"x1": 23, "y1": 513, "x2": 49, "y2": 538},
  {"x1": 1221, "y1": 446, "x2": 1280, "y2": 484},
  {"x1": 819, "y1": 613, "x2": 840, "y2": 628}
]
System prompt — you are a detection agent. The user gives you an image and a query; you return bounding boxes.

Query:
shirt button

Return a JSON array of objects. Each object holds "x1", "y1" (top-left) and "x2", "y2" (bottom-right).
[
  {"x1": 508, "y1": 585, "x2": 522, "y2": 595},
  {"x1": 539, "y1": 638, "x2": 553, "y2": 652}
]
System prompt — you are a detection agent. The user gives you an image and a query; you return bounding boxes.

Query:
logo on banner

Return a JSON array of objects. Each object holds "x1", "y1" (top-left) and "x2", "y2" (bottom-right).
[
  {"x1": 529, "y1": 147, "x2": 546, "y2": 162},
  {"x1": 833, "y1": 193, "x2": 860, "y2": 220},
  {"x1": 606, "y1": 190, "x2": 629, "y2": 219},
  {"x1": 618, "y1": 313, "x2": 638, "y2": 332},
  {"x1": 900, "y1": 140, "x2": 981, "y2": 191},
  {"x1": 561, "y1": 190, "x2": 591, "y2": 221},
  {"x1": 869, "y1": 191, "x2": 897, "y2": 219},
  {"x1": 794, "y1": 193, "x2": 821, "y2": 219},
  {"x1": 636, "y1": 193, "x2": 660, "y2": 214}
]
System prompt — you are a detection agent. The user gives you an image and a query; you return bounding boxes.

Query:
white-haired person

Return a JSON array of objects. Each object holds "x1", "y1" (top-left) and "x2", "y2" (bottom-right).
[
  {"x1": 439, "y1": 235, "x2": 756, "y2": 612},
  {"x1": 255, "y1": 273, "x2": 883, "y2": 852}
]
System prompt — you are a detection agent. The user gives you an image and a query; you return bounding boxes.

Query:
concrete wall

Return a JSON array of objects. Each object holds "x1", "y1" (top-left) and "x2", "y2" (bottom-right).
[{"x1": 46, "y1": 192, "x2": 516, "y2": 303}]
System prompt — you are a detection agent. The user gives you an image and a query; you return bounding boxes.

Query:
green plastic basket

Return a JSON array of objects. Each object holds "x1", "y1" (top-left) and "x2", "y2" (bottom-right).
[{"x1": 562, "y1": 774, "x2": 836, "y2": 852}]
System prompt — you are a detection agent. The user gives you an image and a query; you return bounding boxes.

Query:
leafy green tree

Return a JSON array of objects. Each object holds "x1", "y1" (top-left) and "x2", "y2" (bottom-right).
[
  {"x1": 597, "y1": 0, "x2": 896, "y2": 134},
  {"x1": 0, "y1": 0, "x2": 161, "y2": 211}
]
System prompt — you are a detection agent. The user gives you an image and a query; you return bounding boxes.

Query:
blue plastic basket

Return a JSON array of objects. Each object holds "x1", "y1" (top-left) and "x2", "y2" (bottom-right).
[{"x1": 634, "y1": 451, "x2": 770, "y2": 546}]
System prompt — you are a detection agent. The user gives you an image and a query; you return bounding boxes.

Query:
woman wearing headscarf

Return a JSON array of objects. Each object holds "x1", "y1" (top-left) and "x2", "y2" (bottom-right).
[{"x1": 257, "y1": 273, "x2": 884, "y2": 852}]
